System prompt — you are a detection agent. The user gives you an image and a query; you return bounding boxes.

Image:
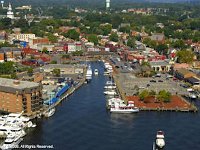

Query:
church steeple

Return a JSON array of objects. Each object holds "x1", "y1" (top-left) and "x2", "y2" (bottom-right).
[
  {"x1": 8, "y1": 2, "x2": 12, "y2": 11},
  {"x1": 7, "y1": 2, "x2": 14, "y2": 19}
]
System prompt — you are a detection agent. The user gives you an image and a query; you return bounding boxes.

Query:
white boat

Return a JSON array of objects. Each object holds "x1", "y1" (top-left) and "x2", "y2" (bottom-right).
[
  {"x1": 104, "y1": 71, "x2": 110, "y2": 76},
  {"x1": 107, "y1": 97, "x2": 124, "y2": 109},
  {"x1": 94, "y1": 69, "x2": 98, "y2": 75},
  {"x1": 44, "y1": 107, "x2": 55, "y2": 118},
  {"x1": 86, "y1": 64, "x2": 92, "y2": 82},
  {"x1": 104, "y1": 85, "x2": 117, "y2": 89},
  {"x1": 105, "y1": 81, "x2": 116, "y2": 86},
  {"x1": 104, "y1": 90, "x2": 117, "y2": 95},
  {"x1": 1, "y1": 133, "x2": 23, "y2": 150},
  {"x1": 110, "y1": 101, "x2": 139, "y2": 113},
  {"x1": 189, "y1": 92, "x2": 197, "y2": 99},
  {"x1": 155, "y1": 131, "x2": 165, "y2": 149},
  {"x1": 0, "y1": 113, "x2": 33, "y2": 129}
]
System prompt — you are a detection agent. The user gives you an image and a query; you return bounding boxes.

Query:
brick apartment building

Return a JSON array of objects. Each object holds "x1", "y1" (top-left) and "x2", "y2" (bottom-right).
[{"x1": 0, "y1": 78, "x2": 43, "y2": 116}]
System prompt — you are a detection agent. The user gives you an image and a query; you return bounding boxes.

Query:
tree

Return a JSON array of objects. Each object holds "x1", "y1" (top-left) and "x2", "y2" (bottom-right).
[
  {"x1": 47, "y1": 33, "x2": 58, "y2": 43},
  {"x1": 156, "y1": 44, "x2": 168, "y2": 55},
  {"x1": 0, "y1": 18, "x2": 11, "y2": 29},
  {"x1": 119, "y1": 26, "x2": 131, "y2": 33},
  {"x1": 88, "y1": 34, "x2": 98, "y2": 45},
  {"x1": 157, "y1": 90, "x2": 171, "y2": 103},
  {"x1": 0, "y1": 62, "x2": 15, "y2": 75},
  {"x1": 109, "y1": 33, "x2": 118, "y2": 42},
  {"x1": 62, "y1": 54, "x2": 70, "y2": 59},
  {"x1": 141, "y1": 61, "x2": 150, "y2": 67},
  {"x1": 0, "y1": 42, "x2": 16, "y2": 48},
  {"x1": 72, "y1": 50, "x2": 83, "y2": 56},
  {"x1": 50, "y1": 60, "x2": 57, "y2": 64},
  {"x1": 52, "y1": 68, "x2": 60, "y2": 77},
  {"x1": 176, "y1": 50, "x2": 194, "y2": 64},
  {"x1": 42, "y1": 47, "x2": 49, "y2": 54},
  {"x1": 127, "y1": 37, "x2": 135, "y2": 48},
  {"x1": 100, "y1": 24, "x2": 112, "y2": 35},
  {"x1": 27, "y1": 68, "x2": 33, "y2": 76},
  {"x1": 63, "y1": 29, "x2": 80, "y2": 40},
  {"x1": 149, "y1": 90, "x2": 156, "y2": 96},
  {"x1": 11, "y1": 73, "x2": 17, "y2": 79},
  {"x1": 139, "y1": 90, "x2": 149, "y2": 101},
  {"x1": 143, "y1": 38, "x2": 156, "y2": 49},
  {"x1": 172, "y1": 40, "x2": 187, "y2": 49}
]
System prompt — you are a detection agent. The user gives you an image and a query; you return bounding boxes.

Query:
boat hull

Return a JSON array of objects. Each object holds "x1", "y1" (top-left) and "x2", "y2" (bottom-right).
[{"x1": 110, "y1": 109, "x2": 139, "y2": 113}]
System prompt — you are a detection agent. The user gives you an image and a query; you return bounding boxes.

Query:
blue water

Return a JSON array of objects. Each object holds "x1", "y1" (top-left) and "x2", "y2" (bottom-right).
[{"x1": 22, "y1": 62, "x2": 200, "y2": 150}]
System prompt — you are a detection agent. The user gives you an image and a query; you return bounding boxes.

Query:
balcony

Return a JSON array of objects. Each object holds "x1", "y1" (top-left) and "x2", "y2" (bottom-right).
[{"x1": 22, "y1": 101, "x2": 27, "y2": 105}]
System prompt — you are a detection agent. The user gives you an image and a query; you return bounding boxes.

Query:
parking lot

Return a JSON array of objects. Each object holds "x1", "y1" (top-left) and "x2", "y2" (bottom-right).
[{"x1": 118, "y1": 73, "x2": 189, "y2": 96}]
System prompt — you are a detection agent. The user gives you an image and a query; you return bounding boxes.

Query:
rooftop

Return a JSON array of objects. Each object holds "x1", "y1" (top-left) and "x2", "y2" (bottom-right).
[
  {"x1": 0, "y1": 78, "x2": 40, "y2": 94},
  {"x1": 149, "y1": 60, "x2": 170, "y2": 66},
  {"x1": 0, "y1": 78, "x2": 39, "y2": 90}
]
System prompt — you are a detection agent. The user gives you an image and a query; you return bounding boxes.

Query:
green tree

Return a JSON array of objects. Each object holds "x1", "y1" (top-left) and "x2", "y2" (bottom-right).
[
  {"x1": 157, "y1": 90, "x2": 171, "y2": 103},
  {"x1": 42, "y1": 47, "x2": 49, "y2": 54},
  {"x1": 0, "y1": 42, "x2": 16, "y2": 48},
  {"x1": 27, "y1": 68, "x2": 33, "y2": 76},
  {"x1": 72, "y1": 50, "x2": 83, "y2": 56},
  {"x1": 0, "y1": 18, "x2": 11, "y2": 29},
  {"x1": 139, "y1": 90, "x2": 149, "y2": 101},
  {"x1": 119, "y1": 26, "x2": 131, "y2": 33},
  {"x1": 62, "y1": 54, "x2": 70, "y2": 59},
  {"x1": 176, "y1": 50, "x2": 194, "y2": 64},
  {"x1": 50, "y1": 60, "x2": 57, "y2": 64},
  {"x1": 156, "y1": 44, "x2": 168, "y2": 55},
  {"x1": 100, "y1": 24, "x2": 112, "y2": 35},
  {"x1": 11, "y1": 73, "x2": 17, "y2": 79},
  {"x1": 172, "y1": 40, "x2": 187, "y2": 49},
  {"x1": 143, "y1": 38, "x2": 156, "y2": 49},
  {"x1": 109, "y1": 33, "x2": 118, "y2": 42},
  {"x1": 141, "y1": 61, "x2": 150, "y2": 67},
  {"x1": 47, "y1": 33, "x2": 58, "y2": 43},
  {"x1": 52, "y1": 68, "x2": 60, "y2": 77},
  {"x1": 149, "y1": 90, "x2": 156, "y2": 96},
  {"x1": 88, "y1": 34, "x2": 98, "y2": 45},
  {"x1": 127, "y1": 37, "x2": 135, "y2": 48},
  {"x1": 63, "y1": 29, "x2": 80, "y2": 40}
]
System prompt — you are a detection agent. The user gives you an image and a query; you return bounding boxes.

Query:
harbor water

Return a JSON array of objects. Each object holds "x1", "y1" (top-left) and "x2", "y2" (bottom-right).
[{"x1": 22, "y1": 62, "x2": 200, "y2": 150}]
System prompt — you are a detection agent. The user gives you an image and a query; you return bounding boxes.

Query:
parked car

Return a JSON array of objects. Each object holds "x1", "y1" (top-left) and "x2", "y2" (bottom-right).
[
  {"x1": 158, "y1": 80, "x2": 163, "y2": 82},
  {"x1": 180, "y1": 84, "x2": 189, "y2": 88},
  {"x1": 155, "y1": 74, "x2": 161, "y2": 77},
  {"x1": 150, "y1": 80, "x2": 156, "y2": 83}
]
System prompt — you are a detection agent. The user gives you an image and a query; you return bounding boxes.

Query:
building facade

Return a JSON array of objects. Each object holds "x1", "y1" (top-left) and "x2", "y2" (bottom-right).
[
  {"x1": 0, "y1": 78, "x2": 43, "y2": 116},
  {"x1": 15, "y1": 34, "x2": 36, "y2": 42}
]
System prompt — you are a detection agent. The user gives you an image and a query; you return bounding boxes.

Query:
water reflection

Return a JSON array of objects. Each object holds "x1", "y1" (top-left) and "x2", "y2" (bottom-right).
[{"x1": 110, "y1": 113, "x2": 137, "y2": 127}]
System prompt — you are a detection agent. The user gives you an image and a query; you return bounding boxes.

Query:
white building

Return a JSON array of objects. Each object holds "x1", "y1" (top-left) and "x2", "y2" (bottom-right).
[
  {"x1": 106, "y1": 0, "x2": 110, "y2": 10},
  {"x1": 67, "y1": 43, "x2": 76, "y2": 53},
  {"x1": 15, "y1": 34, "x2": 35, "y2": 42},
  {"x1": 7, "y1": 3, "x2": 14, "y2": 19}
]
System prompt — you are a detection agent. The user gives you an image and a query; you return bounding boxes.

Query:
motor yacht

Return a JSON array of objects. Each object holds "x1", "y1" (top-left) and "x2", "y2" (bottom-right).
[
  {"x1": 86, "y1": 65, "x2": 92, "y2": 82},
  {"x1": 104, "y1": 90, "x2": 117, "y2": 96},
  {"x1": 153, "y1": 131, "x2": 165, "y2": 150},
  {"x1": 110, "y1": 101, "x2": 139, "y2": 113},
  {"x1": 44, "y1": 107, "x2": 56, "y2": 118},
  {"x1": 1, "y1": 133, "x2": 23, "y2": 150},
  {"x1": 94, "y1": 69, "x2": 98, "y2": 75}
]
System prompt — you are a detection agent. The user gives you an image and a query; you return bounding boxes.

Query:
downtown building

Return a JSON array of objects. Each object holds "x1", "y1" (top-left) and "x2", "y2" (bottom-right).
[{"x1": 0, "y1": 78, "x2": 43, "y2": 116}]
